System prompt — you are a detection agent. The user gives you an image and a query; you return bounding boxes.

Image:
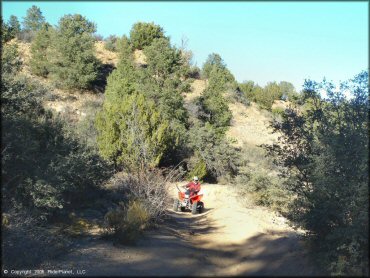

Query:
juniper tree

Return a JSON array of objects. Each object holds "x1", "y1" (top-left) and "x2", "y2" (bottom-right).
[
  {"x1": 50, "y1": 14, "x2": 99, "y2": 89},
  {"x1": 130, "y1": 22, "x2": 165, "y2": 50},
  {"x1": 8, "y1": 15, "x2": 21, "y2": 39},
  {"x1": 30, "y1": 23, "x2": 53, "y2": 77},
  {"x1": 22, "y1": 5, "x2": 45, "y2": 32}
]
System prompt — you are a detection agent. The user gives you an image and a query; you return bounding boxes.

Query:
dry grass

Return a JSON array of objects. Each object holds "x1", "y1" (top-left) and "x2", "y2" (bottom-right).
[
  {"x1": 94, "y1": 41, "x2": 119, "y2": 66},
  {"x1": 10, "y1": 40, "x2": 107, "y2": 121},
  {"x1": 271, "y1": 100, "x2": 291, "y2": 110},
  {"x1": 226, "y1": 102, "x2": 280, "y2": 147},
  {"x1": 183, "y1": 79, "x2": 207, "y2": 102}
]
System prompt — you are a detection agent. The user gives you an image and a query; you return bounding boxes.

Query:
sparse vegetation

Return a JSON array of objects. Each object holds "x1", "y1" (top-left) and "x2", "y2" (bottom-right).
[{"x1": 239, "y1": 80, "x2": 299, "y2": 110}]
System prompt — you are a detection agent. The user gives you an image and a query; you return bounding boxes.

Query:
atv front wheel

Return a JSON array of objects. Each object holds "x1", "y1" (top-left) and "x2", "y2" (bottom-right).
[
  {"x1": 191, "y1": 201, "x2": 198, "y2": 214},
  {"x1": 173, "y1": 199, "x2": 179, "y2": 211},
  {"x1": 198, "y1": 202, "x2": 204, "y2": 213}
]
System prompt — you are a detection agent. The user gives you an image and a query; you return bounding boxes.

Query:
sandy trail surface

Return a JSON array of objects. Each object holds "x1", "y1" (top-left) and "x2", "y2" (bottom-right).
[{"x1": 41, "y1": 183, "x2": 318, "y2": 276}]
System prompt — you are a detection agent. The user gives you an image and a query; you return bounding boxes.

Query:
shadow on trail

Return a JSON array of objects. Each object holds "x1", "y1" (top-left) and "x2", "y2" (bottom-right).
[{"x1": 64, "y1": 209, "x2": 321, "y2": 276}]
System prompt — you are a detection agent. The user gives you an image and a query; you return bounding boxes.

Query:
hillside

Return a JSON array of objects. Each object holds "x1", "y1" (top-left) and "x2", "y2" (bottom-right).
[
  {"x1": 13, "y1": 39, "x2": 282, "y2": 150},
  {"x1": 3, "y1": 6, "x2": 367, "y2": 276},
  {"x1": 6, "y1": 39, "x2": 318, "y2": 276}
]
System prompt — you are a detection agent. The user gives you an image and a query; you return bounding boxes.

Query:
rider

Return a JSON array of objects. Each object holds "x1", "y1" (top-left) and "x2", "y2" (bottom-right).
[{"x1": 185, "y1": 176, "x2": 201, "y2": 197}]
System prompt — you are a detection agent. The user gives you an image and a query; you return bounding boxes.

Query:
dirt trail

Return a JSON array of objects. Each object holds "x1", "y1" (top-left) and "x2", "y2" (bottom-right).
[{"x1": 41, "y1": 183, "x2": 318, "y2": 276}]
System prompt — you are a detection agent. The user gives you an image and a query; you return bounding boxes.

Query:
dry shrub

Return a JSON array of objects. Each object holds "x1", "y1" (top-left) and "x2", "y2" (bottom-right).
[
  {"x1": 103, "y1": 167, "x2": 183, "y2": 244},
  {"x1": 104, "y1": 200, "x2": 149, "y2": 244},
  {"x1": 2, "y1": 211, "x2": 72, "y2": 269},
  {"x1": 113, "y1": 168, "x2": 171, "y2": 222}
]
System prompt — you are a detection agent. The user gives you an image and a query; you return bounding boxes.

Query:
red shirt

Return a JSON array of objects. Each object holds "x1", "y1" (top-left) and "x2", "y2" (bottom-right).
[{"x1": 186, "y1": 181, "x2": 201, "y2": 193}]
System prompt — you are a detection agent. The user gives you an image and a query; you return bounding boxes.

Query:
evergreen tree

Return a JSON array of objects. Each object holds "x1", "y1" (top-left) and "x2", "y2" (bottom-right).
[
  {"x1": 96, "y1": 92, "x2": 173, "y2": 171},
  {"x1": 8, "y1": 15, "x2": 21, "y2": 39},
  {"x1": 96, "y1": 23, "x2": 190, "y2": 169},
  {"x1": 197, "y1": 55, "x2": 234, "y2": 131},
  {"x1": 143, "y1": 37, "x2": 181, "y2": 85},
  {"x1": 1, "y1": 17, "x2": 12, "y2": 43},
  {"x1": 50, "y1": 14, "x2": 99, "y2": 89},
  {"x1": 22, "y1": 5, "x2": 45, "y2": 32},
  {"x1": 130, "y1": 22, "x2": 165, "y2": 50},
  {"x1": 265, "y1": 71, "x2": 369, "y2": 275},
  {"x1": 201, "y1": 53, "x2": 234, "y2": 82},
  {"x1": 30, "y1": 23, "x2": 52, "y2": 77}
]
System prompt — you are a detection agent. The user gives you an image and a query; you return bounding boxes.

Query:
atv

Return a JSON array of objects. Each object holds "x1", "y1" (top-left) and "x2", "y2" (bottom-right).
[{"x1": 173, "y1": 184, "x2": 204, "y2": 214}]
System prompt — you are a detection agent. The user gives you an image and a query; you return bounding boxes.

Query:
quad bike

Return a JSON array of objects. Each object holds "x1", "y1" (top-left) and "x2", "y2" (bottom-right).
[{"x1": 173, "y1": 184, "x2": 204, "y2": 214}]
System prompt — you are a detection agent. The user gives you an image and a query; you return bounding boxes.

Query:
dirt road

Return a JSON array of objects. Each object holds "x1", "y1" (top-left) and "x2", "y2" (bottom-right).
[{"x1": 41, "y1": 183, "x2": 318, "y2": 276}]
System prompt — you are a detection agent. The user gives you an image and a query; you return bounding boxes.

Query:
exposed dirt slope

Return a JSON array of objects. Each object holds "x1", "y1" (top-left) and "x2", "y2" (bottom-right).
[
  {"x1": 226, "y1": 101, "x2": 279, "y2": 147},
  {"x1": 40, "y1": 184, "x2": 317, "y2": 276}
]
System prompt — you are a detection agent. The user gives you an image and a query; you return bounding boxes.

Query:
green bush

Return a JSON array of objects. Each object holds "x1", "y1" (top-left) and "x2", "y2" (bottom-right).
[
  {"x1": 187, "y1": 157, "x2": 207, "y2": 180},
  {"x1": 188, "y1": 123, "x2": 240, "y2": 181},
  {"x1": 1, "y1": 75, "x2": 112, "y2": 216},
  {"x1": 130, "y1": 22, "x2": 165, "y2": 50},
  {"x1": 96, "y1": 92, "x2": 174, "y2": 171},
  {"x1": 99, "y1": 27, "x2": 189, "y2": 169},
  {"x1": 197, "y1": 54, "x2": 235, "y2": 130},
  {"x1": 266, "y1": 71, "x2": 369, "y2": 275},
  {"x1": 202, "y1": 53, "x2": 232, "y2": 81},
  {"x1": 1, "y1": 43, "x2": 22, "y2": 75},
  {"x1": 1, "y1": 17, "x2": 12, "y2": 43},
  {"x1": 104, "y1": 35, "x2": 119, "y2": 52},
  {"x1": 239, "y1": 81, "x2": 297, "y2": 110},
  {"x1": 197, "y1": 88, "x2": 232, "y2": 130},
  {"x1": 253, "y1": 82, "x2": 281, "y2": 110},
  {"x1": 271, "y1": 107, "x2": 285, "y2": 118}
]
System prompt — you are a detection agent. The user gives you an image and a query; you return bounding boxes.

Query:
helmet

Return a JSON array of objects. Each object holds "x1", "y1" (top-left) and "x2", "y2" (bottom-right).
[{"x1": 193, "y1": 176, "x2": 199, "y2": 182}]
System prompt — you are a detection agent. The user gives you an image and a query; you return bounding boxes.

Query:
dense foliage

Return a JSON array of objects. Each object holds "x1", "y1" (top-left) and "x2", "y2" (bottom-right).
[
  {"x1": 1, "y1": 44, "x2": 112, "y2": 218},
  {"x1": 129, "y1": 22, "x2": 165, "y2": 50},
  {"x1": 96, "y1": 24, "x2": 189, "y2": 171},
  {"x1": 143, "y1": 37, "x2": 182, "y2": 85},
  {"x1": 1, "y1": 16, "x2": 21, "y2": 43},
  {"x1": 49, "y1": 14, "x2": 99, "y2": 89},
  {"x1": 96, "y1": 92, "x2": 174, "y2": 171},
  {"x1": 197, "y1": 54, "x2": 234, "y2": 131},
  {"x1": 30, "y1": 23, "x2": 53, "y2": 77},
  {"x1": 265, "y1": 71, "x2": 369, "y2": 275},
  {"x1": 8, "y1": 15, "x2": 21, "y2": 39},
  {"x1": 188, "y1": 123, "x2": 240, "y2": 181}
]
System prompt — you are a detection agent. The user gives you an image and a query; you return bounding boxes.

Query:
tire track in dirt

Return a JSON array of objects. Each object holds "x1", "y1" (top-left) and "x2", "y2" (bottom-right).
[{"x1": 39, "y1": 183, "x2": 318, "y2": 276}]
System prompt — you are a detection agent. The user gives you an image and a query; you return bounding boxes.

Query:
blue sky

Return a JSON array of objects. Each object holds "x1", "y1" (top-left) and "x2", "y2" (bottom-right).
[{"x1": 2, "y1": 1, "x2": 368, "y2": 90}]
